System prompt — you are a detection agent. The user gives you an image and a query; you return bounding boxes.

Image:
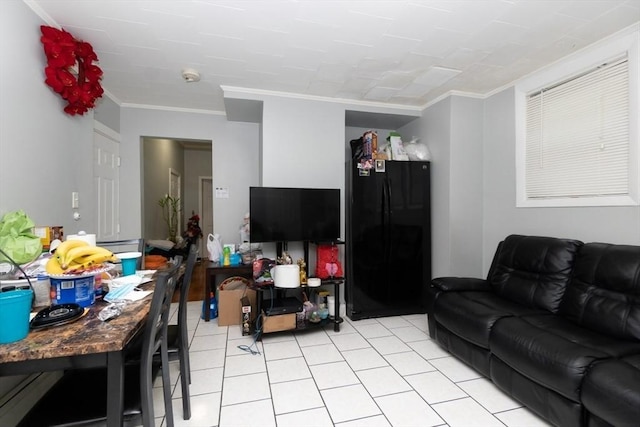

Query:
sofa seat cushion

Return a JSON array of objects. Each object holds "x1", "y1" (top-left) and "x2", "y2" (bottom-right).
[
  {"x1": 582, "y1": 354, "x2": 640, "y2": 427},
  {"x1": 490, "y1": 314, "x2": 640, "y2": 402},
  {"x1": 434, "y1": 291, "x2": 543, "y2": 349}
]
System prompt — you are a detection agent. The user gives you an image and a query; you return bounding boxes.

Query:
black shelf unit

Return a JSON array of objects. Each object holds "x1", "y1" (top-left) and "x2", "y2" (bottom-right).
[
  {"x1": 254, "y1": 240, "x2": 345, "y2": 339},
  {"x1": 254, "y1": 278, "x2": 344, "y2": 340}
]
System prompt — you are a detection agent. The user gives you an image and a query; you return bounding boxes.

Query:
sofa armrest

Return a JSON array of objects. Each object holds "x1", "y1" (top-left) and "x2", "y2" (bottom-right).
[{"x1": 431, "y1": 277, "x2": 491, "y2": 292}]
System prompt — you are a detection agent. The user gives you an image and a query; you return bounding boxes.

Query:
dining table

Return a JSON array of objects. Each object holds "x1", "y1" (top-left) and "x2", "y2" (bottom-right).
[{"x1": 0, "y1": 277, "x2": 157, "y2": 427}]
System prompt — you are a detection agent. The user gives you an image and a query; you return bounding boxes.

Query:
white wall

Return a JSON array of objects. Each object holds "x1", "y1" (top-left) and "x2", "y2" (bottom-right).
[
  {"x1": 0, "y1": 0, "x2": 95, "y2": 234},
  {"x1": 120, "y1": 108, "x2": 260, "y2": 246}
]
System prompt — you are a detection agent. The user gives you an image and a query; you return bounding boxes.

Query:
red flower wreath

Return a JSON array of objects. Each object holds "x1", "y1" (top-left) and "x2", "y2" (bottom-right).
[{"x1": 40, "y1": 25, "x2": 104, "y2": 116}]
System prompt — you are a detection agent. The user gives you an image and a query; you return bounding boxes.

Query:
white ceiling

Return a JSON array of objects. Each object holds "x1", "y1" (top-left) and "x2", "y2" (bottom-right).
[{"x1": 27, "y1": 0, "x2": 640, "y2": 114}]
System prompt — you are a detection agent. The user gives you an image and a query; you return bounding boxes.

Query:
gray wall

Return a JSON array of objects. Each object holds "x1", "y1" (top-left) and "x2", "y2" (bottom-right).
[
  {"x1": 120, "y1": 108, "x2": 260, "y2": 246},
  {"x1": 93, "y1": 95, "x2": 120, "y2": 134},
  {"x1": 399, "y1": 96, "x2": 484, "y2": 278},
  {"x1": 183, "y1": 146, "x2": 213, "y2": 231},
  {"x1": 0, "y1": 0, "x2": 95, "y2": 235},
  {"x1": 482, "y1": 87, "x2": 640, "y2": 274}
]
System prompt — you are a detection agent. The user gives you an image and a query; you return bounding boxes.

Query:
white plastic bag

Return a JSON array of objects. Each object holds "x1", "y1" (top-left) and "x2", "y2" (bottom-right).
[{"x1": 207, "y1": 233, "x2": 223, "y2": 262}]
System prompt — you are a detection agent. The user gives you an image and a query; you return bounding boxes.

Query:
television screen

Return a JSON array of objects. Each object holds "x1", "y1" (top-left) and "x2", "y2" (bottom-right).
[{"x1": 250, "y1": 187, "x2": 340, "y2": 243}]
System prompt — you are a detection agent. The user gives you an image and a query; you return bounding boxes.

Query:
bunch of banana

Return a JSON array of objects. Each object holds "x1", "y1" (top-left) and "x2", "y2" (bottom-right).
[{"x1": 46, "y1": 240, "x2": 117, "y2": 275}]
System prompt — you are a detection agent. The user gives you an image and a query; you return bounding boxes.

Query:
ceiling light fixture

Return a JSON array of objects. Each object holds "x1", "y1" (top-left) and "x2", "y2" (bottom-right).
[{"x1": 181, "y1": 68, "x2": 201, "y2": 83}]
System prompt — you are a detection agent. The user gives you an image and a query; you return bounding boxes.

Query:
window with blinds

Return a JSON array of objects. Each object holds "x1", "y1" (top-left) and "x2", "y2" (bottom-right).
[
  {"x1": 525, "y1": 57, "x2": 630, "y2": 200},
  {"x1": 515, "y1": 29, "x2": 639, "y2": 208}
]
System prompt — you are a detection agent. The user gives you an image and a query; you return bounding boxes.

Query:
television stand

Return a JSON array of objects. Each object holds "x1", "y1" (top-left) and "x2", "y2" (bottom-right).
[{"x1": 255, "y1": 277, "x2": 344, "y2": 339}]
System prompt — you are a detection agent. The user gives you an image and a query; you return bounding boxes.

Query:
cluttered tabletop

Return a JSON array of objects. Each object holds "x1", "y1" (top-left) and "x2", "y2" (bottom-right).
[{"x1": 0, "y1": 276, "x2": 155, "y2": 364}]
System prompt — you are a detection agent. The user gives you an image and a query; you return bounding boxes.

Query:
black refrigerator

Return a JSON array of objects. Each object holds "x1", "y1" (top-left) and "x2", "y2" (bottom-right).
[{"x1": 345, "y1": 160, "x2": 431, "y2": 320}]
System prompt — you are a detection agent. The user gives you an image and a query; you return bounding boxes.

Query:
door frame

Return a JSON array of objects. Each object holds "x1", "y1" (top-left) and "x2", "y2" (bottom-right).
[{"x1": 199, "y1": 176, "x2": 213, "y2": 259}]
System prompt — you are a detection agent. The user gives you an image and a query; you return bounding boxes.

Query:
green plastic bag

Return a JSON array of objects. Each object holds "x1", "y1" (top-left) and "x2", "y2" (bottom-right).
[{"x1": 0, "y1": 210, "x2": 43, "y2": 264}]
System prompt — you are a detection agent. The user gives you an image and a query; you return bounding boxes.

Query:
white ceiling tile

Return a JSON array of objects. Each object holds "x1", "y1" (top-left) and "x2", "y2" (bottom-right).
[
  {"x1": 411, "y1": 28, "x2": 470, "y2": 58},
  {"x1": 433, "y1": 0, "x2": 513, "y2": 34},
  {"x1": 558, "y1": 0, "x2": 628, "y2": 21},
  {"x1": 511, "y1": 12, "x2": 587, "y2": 49},
  {"x1": 341, "y1": 77, "x2": 380, "y2": 93},
  {"x1": 479, "y1": 43, "x2": 528, "y2": 67},
  {"x1": 27, "y1": 0, "x2": 639, "y2": 112},
  {"x1": 394, "y1": 52, "x2": 440, "y2": 73},
  {"x1": 281, "y1": 46, "x2": 325, "y2": 70},
  {"x1": 316, "y1": 64, "x2": 353, "y2": 83},
  {"x1": 461, "y1": 20, "x2": 529, "y2": 52},
  {"x1": 396, "y1": 82, "x2": 432, "y2": 98},
  {"x1": 496, "y1": 0, "x2": 568, "y2": 28},
  {"x1": 373, "y1": 34, "x2": 423, "y2": 62},
  {"x1": 385, "y1": 4, "x2": 451, "y2": 39},
  {"x1": 438, "y1": 48, "x2": 490, "y2": 71},
  {"x1": 378, "y1": 71, "x2": 416, "y2": 90},
  {"x1": 307, "y1": 80, "x2": 343, "y2": 97},
  {"x1": 569, "y1": 5, "x2": 640, "y2": 40},
  {"x1": 414, "y1": 66, "x2": 462, "y2": 87},
  {"x1": 364, "y1": 86, "x2": 397, "y2": 102}
]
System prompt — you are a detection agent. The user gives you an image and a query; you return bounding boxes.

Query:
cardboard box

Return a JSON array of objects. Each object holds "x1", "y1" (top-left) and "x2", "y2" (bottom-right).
[
  {"x1": 217, "y1": 288, "x2": 256, "y2": 326},
  {"x1": 261, "y1": 312, "x2": 296, "y2": 333},
  {"x1": 33, "y1": 226, "x2": 64, "y2": 250}
]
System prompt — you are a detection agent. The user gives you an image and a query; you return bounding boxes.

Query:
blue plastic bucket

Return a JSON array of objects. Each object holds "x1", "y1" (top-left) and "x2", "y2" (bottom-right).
[
  {"x1": 50, "y1": 275, "x2": 95, "y2": 308},
  {"x1": 0, "y1": 289, "x2": 33, "y2": 344}
]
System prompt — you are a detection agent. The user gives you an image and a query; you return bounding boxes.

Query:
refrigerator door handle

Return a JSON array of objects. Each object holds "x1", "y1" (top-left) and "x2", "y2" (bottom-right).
[{"x1": 384, "y1": 178, "x2": 392, "y2": 271}]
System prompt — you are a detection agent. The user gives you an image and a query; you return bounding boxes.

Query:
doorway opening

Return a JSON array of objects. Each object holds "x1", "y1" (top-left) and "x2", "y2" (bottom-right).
[{"x1": 141, "y1": 137, "x2": 212, "y2": 244}]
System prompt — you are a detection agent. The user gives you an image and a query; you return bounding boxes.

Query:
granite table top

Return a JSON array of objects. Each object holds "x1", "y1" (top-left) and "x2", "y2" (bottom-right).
[{"x1": 0, "y1": 282, "x2": 154, "y2": 365}]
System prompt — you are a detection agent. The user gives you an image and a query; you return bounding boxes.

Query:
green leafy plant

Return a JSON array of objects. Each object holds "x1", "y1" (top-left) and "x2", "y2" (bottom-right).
[{"x1": 158, "y1": 195, "x2": 180, "y2": 242}]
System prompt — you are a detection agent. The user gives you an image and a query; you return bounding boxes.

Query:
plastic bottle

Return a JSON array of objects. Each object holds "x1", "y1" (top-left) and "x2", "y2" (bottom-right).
[
  {"x1": 222, "y1": 246, "x2": 231, "y2": 266},
  {"x1": 201, "y1": 291, "x2": 218, "y2": 319}
]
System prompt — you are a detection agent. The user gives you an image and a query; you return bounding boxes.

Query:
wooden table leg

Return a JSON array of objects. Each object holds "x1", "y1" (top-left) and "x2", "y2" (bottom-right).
[{"x1": 106, "y1": 351, "x2": 124, "y2": 427}]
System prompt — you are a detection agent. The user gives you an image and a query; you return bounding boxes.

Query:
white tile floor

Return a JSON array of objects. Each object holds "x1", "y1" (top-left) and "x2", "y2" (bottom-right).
[{"x1": 153, "y1": 301, "x2": 551, "y2": 427}]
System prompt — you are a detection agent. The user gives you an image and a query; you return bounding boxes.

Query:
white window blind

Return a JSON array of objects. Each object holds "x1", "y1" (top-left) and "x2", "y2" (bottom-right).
[{"x1": 525, "y1": 56, "x2": 630, "y2": 200}]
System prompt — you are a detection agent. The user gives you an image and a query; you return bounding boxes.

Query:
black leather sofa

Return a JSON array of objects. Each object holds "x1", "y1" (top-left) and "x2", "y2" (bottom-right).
[{"x1": 427, "y1": 234, "x2": 640, "y2": 427}]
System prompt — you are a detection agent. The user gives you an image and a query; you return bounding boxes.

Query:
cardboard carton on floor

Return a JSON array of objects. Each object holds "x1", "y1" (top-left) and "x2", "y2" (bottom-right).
[
  {"x1": 218, "y1": 287, "x2": 256, "y2": 326},
  {"x1": 261, "y1": 312, "x2": 296, "y2": 333}
]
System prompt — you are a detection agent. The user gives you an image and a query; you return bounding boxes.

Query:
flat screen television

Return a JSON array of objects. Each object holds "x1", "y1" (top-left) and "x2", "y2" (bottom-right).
[{"x1": 250, "y1": 187, "x2": 340, "y2": 243}]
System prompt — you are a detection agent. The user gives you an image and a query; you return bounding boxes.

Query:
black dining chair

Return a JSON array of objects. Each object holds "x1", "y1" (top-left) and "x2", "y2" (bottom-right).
[
  {"x1": 17, "y1": 256, "x2": 183, "y2": 427},
  {"x1": 166, "y1": 241, "x2": 198, "y2": 420}
]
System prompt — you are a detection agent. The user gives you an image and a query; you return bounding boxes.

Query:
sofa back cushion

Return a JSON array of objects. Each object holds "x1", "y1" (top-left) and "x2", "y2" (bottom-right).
[
  {"x1": 489, "y1": 235, "x2": 583, "y2": 313},
  {"x1": 560, "y1": 242, "x2": 640, "y2": 340}
]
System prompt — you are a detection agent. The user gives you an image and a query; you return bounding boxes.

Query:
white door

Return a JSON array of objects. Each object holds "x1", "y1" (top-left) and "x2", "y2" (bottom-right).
[
  {"x1": 93, "y1": 123, "x2": 120, "y2": 241},
  {"x1": 200, "y1": 177, "x2": 213, "y2": 257}
]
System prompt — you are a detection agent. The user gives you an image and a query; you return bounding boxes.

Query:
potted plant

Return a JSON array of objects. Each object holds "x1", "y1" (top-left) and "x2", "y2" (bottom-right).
[{"x1": 158, "y1": 195, "x2": 180, "y2": 243}]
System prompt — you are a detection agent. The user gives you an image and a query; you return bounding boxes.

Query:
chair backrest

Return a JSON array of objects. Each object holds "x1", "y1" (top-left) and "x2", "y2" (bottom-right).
[
  {"x1": 177, "y1": 241, "x2": 199, "y2": 332},
  {"x1": 139, "y1": 255, "x2": 182, "y2": 425},
  {"x1": 97, "y1": 238, "x2": 145, "y2": 269}
]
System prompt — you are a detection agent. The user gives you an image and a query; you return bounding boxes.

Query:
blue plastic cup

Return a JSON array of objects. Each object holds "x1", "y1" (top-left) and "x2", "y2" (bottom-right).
[
  {"x1": 117, "y1": 252, "x2": 141, "y2": 276},
  {"x1": 0, "y1": 289, "x2": 33, "y2": 344}
]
